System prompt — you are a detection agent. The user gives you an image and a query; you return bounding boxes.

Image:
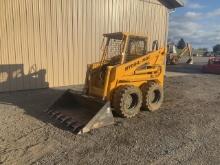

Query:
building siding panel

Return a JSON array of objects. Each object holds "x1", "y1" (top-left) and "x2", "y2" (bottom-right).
[{"x1": 0, "y1": 0, "x2": 168, "y2": 92}]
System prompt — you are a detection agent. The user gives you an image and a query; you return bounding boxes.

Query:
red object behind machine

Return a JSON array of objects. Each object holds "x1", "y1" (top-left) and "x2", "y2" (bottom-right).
[{"x1": 202, "y1": 57, "x2": 220, "y2": 74}]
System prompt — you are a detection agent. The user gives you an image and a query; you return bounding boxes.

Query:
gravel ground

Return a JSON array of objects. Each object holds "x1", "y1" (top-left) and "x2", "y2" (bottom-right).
[{"x1": 0, "y1": 57, "x2": 220, "y2": 165}]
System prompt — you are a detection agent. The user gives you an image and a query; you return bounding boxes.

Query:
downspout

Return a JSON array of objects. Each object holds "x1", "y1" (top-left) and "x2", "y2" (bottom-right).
[{"x1": 165, "y1": 8, "x2": 176, "y2": 74}]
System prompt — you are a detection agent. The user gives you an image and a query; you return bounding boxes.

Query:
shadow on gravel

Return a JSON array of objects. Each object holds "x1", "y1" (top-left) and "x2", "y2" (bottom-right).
[
  {"x1": 166, "y1": 63, "x2": 203, "y2": 74},
  {"x1": 0, "y1": 86, "x2": 84, "y2": 133}
]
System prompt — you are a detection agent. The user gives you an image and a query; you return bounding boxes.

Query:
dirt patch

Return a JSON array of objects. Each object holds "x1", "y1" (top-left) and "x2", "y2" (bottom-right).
[{"x1": 0, "y1": 58, "x2": 220, "y2": 165}]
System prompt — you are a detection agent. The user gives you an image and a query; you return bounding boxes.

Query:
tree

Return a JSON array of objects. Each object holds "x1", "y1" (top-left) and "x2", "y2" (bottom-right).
[
  {"x1": 213, "y1": 44, "x2": 220, "y2": 54},
  {"x1": 177, "y1": 38, "x2": 186, "y2": 49}
]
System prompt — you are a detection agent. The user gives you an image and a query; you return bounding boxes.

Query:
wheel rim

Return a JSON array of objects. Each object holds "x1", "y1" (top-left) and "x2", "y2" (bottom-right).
[
  {"x1": 150, "y1": 89, "x2": 161, "y2": 104},
  {"x1": 125, "y1": 93, "x2": 139, "y2": 110}
]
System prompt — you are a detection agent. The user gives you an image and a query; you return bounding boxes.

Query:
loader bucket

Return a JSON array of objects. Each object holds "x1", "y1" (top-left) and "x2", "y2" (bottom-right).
[{"x1": 46, "y1": 89, "x2": 114, "y2": 134}]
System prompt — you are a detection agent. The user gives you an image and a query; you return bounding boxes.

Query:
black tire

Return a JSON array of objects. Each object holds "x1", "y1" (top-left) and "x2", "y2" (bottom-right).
[
  {"x1": 141, "y1": 82, "x2": 164, "y2": 112},
  {"x1": 113, "y1": 86, "x2": 142, "y2": 118},
  {"x1": 171, "y1": 56, "x2": 179, "y2": 65}
]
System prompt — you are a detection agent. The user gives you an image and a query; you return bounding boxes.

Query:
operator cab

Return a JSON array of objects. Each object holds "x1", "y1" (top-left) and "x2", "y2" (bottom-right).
[{"x1": 101, "y1": 32, "x2": 148, "y2": 65}]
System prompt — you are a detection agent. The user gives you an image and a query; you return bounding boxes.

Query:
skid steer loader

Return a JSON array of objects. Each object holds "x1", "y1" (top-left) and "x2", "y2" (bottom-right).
[
  {"x1": 47, "y1": 32, "x2": 167, "y2": 134},
  {"x1": 166, "y1": 43, "x2": 193, "y2": 65}
]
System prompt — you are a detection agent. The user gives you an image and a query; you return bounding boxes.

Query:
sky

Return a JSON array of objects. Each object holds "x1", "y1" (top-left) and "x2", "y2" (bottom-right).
[{"x1": 169, "y1": 0, "x2": 220, "y2": 50}]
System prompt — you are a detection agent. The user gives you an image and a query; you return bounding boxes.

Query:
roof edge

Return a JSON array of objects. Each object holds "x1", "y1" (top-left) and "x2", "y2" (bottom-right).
[{"x1": 162, "y1": 0, "x2": 184, "y2": 9}]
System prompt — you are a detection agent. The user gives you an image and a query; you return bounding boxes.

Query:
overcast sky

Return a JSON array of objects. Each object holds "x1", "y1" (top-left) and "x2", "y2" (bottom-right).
[{"x1": 169, "y1": 0, "x2": 220, "y2": 50}]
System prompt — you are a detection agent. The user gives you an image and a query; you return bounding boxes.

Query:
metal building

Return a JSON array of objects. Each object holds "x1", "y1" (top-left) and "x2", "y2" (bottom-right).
[{"x1": 0, "y1": 0, "x2": 183, "y2": 92}]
